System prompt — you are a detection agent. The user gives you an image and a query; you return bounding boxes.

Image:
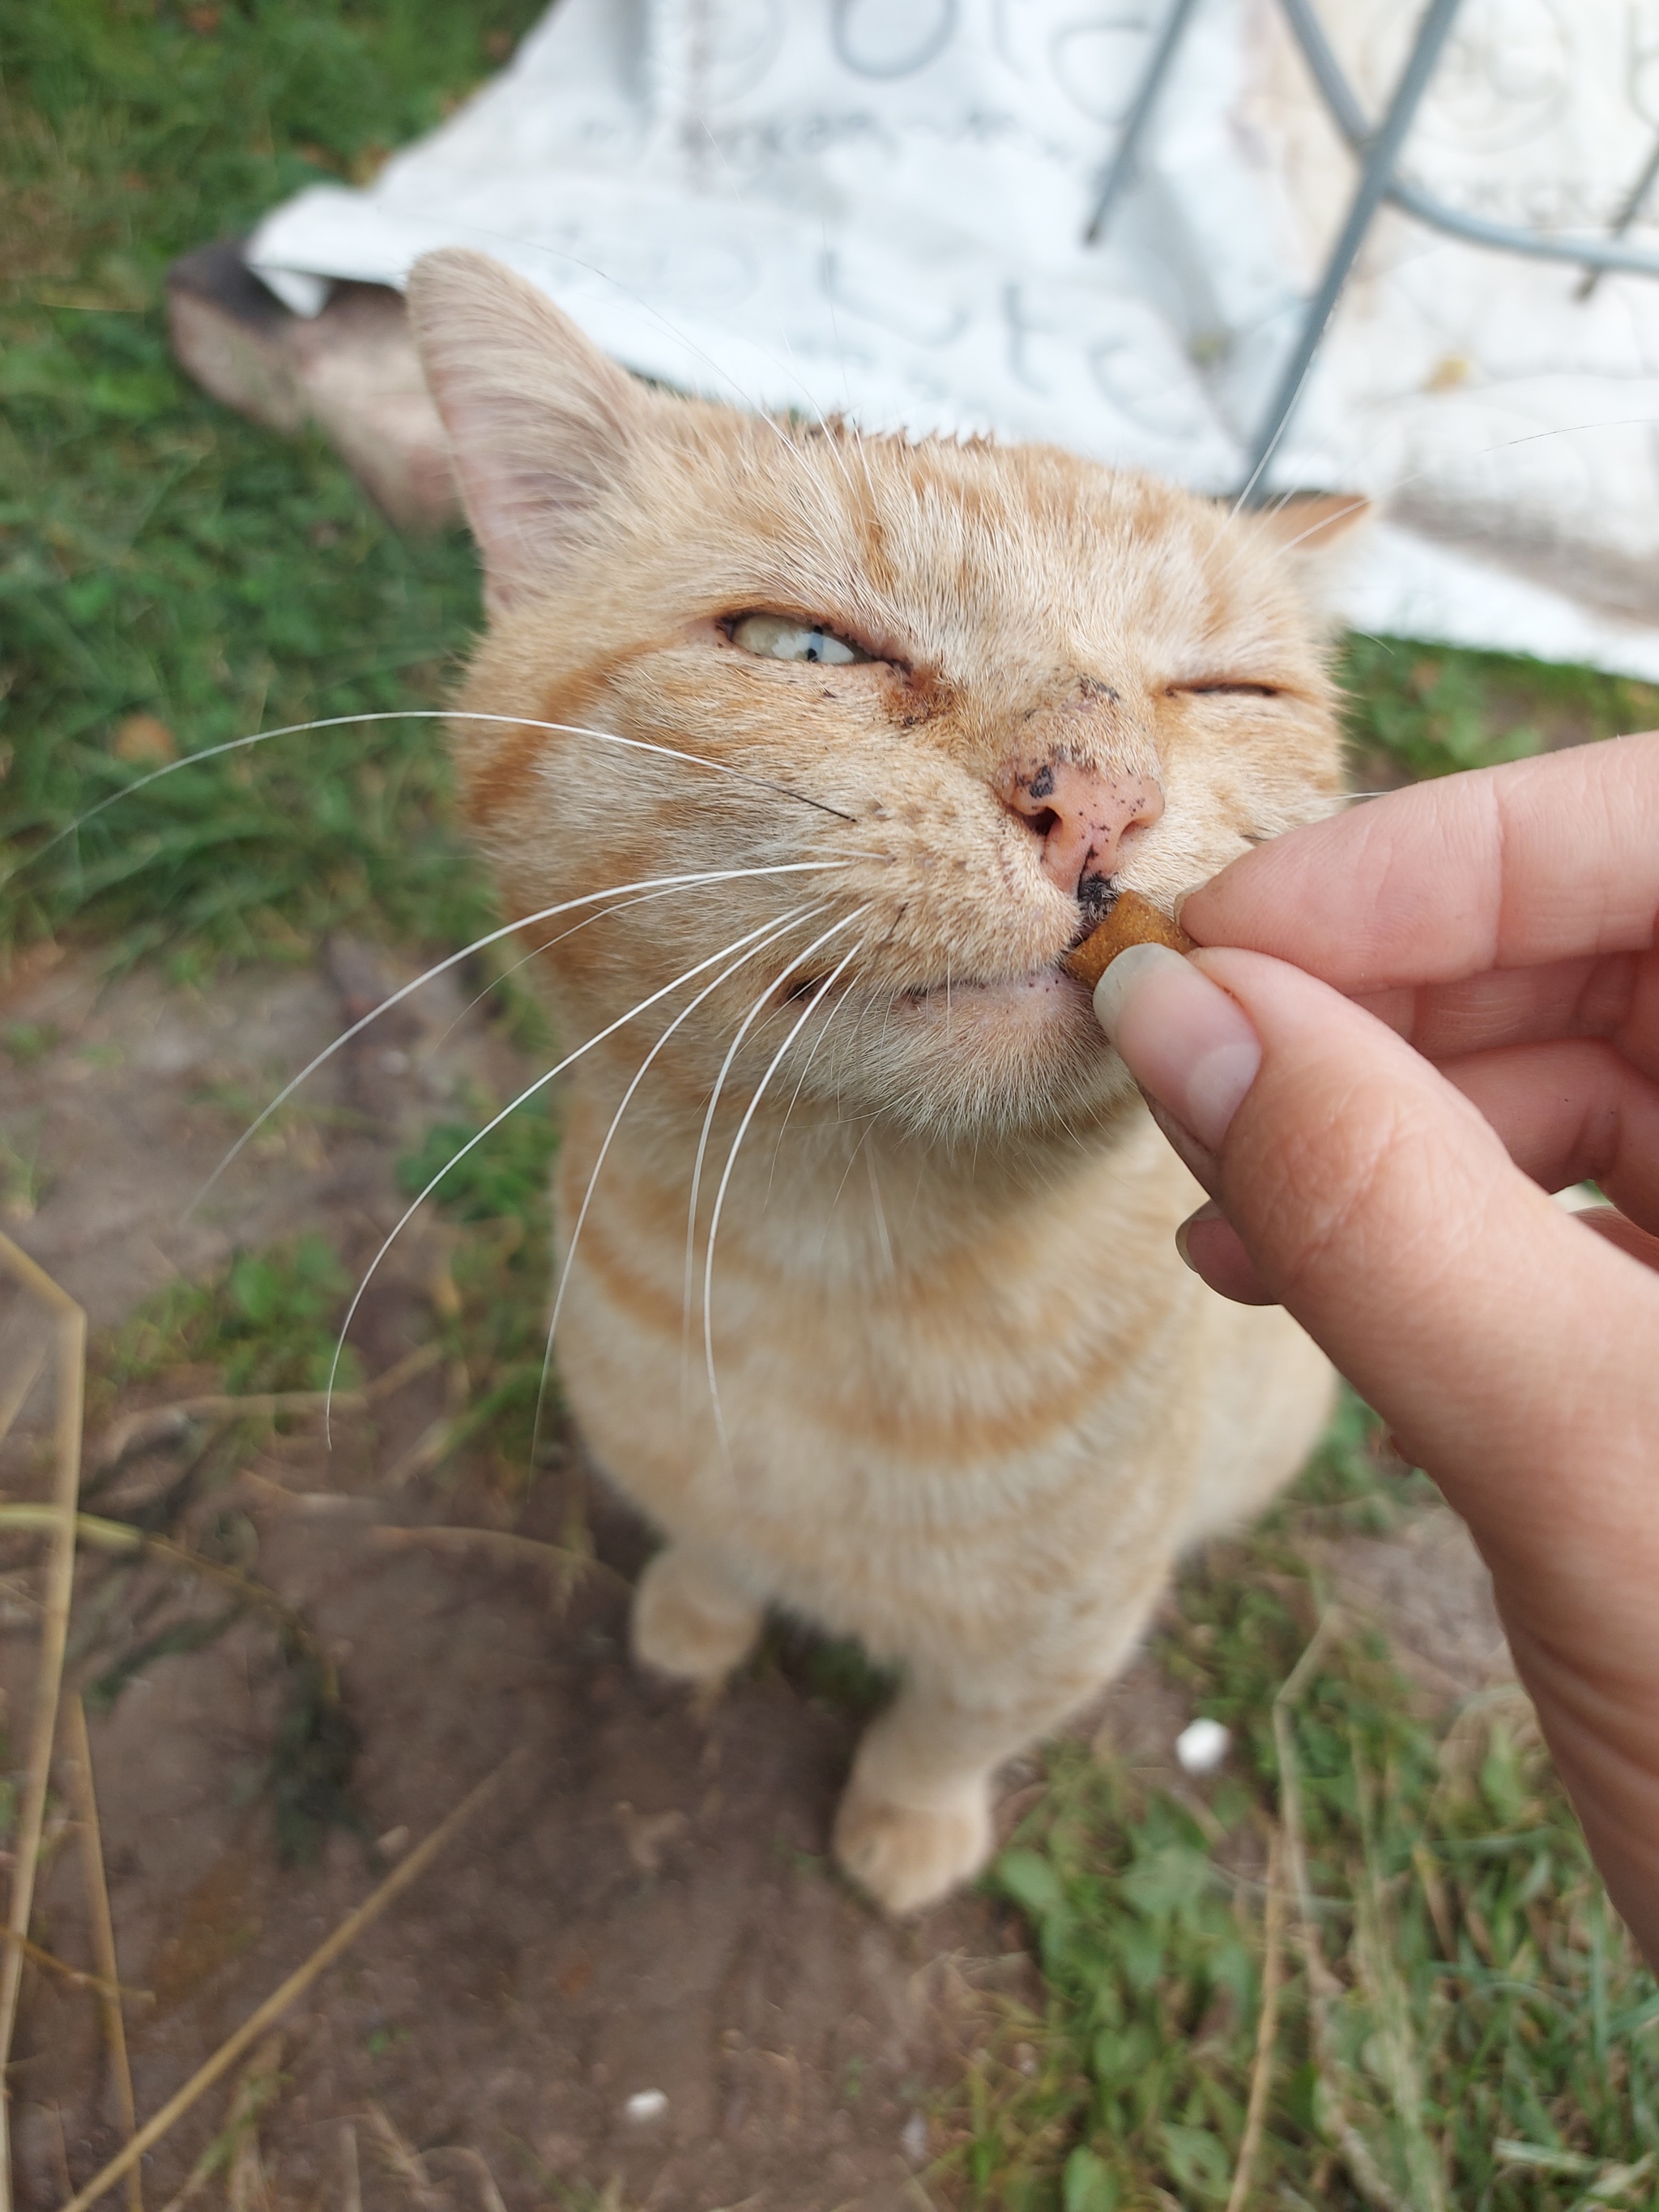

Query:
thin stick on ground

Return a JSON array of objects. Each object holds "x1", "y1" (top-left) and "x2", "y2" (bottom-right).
[
  {"x1": 0, "y1": 1929, "x2": 145, "y2": 2005},
  {"x1": 339, "y1": 2126, "x2": 362, "y2": 2212},
  {"x1": 0, "y1": 1233, "x2": 85, "y2": 2212},
  {"x1": 93, "y1": 1339, "x2": 445, "y2": 1470},
  {"x1": 53, "y1": 1752, "x2": 522, "y2": 2212},
  {"x1": 0, "y1": 1508, "x2": 337, "y2": 1703},
  {"x1": 1225, "y1": 1823, "x2": 1286, "y2": 2212},
  {"x1": 152, "y1": 2035, "x2": 284, "y2": 2212},
  {"x1": 0, "y1": 1333, "x2": 49, "y2": 1453},
  {"x1": 371, "y1": 1524, "x2": 632, "y2": 1596},
  {"x1": 1273, "y1": 1612, "x2": 1405, "y2": 2212},
  {"x1": 64, "y1": 1694, "x2": 141, "y2": 2212}
]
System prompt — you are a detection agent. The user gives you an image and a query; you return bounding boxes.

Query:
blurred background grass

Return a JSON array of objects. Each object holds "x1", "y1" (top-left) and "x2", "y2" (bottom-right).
[{"x1": 3, "y1": 5, "x2": 1657, "y2": 2207}]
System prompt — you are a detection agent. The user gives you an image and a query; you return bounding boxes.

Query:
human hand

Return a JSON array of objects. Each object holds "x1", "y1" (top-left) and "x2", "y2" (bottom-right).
[{"x1": 1094, "y1": 732, "x2": 1659, "y2": 1963}]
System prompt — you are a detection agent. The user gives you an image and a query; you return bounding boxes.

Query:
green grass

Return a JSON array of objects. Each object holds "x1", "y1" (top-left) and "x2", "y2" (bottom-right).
[
  {"x1": 0, "y1": 0, "x2": 542, "y2": 970},
  {"x1": 939, "y1": 1407, "x2": 1659, "y2": 2210},
  {"x1": 108, "y1": 1226, "x2": 363, "y2": 1394},
  {"x1": 5, "y1": 7, "x2": 1658, "y2": 2206}
]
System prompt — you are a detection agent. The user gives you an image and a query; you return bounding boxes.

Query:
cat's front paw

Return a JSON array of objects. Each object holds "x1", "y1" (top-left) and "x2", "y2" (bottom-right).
[
  {"x1": 832, "y1": 1775, "x2": 992, "y2": 1916},
  {"x1": 630, "y1": 1545, "x2": 762, "y2": 1690}
]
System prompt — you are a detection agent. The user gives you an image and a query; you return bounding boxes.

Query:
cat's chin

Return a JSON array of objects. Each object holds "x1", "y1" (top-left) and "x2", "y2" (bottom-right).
[
  {"x1": 825, "y1": 960, "x2": 1129, "y2": 1142},
  {"x1": 896, "y1": 962, "x2": 1087, "y2": 1025}
]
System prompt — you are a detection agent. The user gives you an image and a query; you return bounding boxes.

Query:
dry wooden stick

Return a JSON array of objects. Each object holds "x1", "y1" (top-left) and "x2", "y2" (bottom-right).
[
  {"x1": 1273, "y1": 1613, "x2": 1405, "y2": 2212},
  {"x1": 64, "y1": 1695, "x2": 141, "y2": 2212},
  {"x1": 93, "y1": 1341, "x2": 445, "y2": 1470},
  {"x1": 371, "y1": 1524, "x2": 630, "y2": 1594},
  {"x1": 0, "y1": 1233, "x2": 85, "y2": 2212},
  {"x1": 53, "y1": 1753, "x2": 521, "y2": 2212},
  {"x1": 0, "y1": 1929, "x2": 143, "y2": 2005},
  {"x1": 0, "y1": 1508, "x2": 336, "y2": 1703},
  {"x1": 0, "y1": 1335, "x2": 49, "y2": 1454},
  {"x1": 153, "y1": 2035, "x2": 284, "y2": 2212},
  {"x1": 1225, "y1": 1823, "x2": 1286, "y2": 2212}
]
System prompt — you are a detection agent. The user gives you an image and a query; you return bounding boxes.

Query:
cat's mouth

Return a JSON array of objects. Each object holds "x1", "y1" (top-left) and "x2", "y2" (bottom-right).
[{"x1": 782, "y1": 965, "x2": 1084, "y2": 1012}]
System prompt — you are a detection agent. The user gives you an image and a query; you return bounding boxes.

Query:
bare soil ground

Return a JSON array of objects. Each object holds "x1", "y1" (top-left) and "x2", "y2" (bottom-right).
[{"x1": 0, "y1": 947, "x2": 1514, "y2": 2212}]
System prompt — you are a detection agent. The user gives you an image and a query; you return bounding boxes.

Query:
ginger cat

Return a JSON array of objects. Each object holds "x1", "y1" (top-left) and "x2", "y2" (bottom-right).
[{"x1": 407, "y1": 249, "x2": 1339, "y2": 1915}]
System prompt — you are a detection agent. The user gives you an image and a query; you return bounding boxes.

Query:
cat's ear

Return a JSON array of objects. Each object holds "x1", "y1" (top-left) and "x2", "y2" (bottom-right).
[
  {"x1": 407, "y1": 249, "x2": 646, "y2": 609},
  {"x1": 1247, "y1": 492, "x2": 1371, "y2": 559}
]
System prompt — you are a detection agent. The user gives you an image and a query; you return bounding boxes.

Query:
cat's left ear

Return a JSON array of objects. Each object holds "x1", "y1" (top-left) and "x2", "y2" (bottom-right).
[{"x1": 407, "y1": 248, "x2": 646, "y2": 610}]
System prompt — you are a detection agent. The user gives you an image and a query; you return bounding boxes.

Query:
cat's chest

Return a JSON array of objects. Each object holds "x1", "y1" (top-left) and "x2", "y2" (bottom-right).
[{"x1": 551, "y1": 1084, "x2": 1202, "y2": 1438}]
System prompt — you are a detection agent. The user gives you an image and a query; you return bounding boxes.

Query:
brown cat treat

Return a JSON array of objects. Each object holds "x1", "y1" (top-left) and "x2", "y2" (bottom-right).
[
  {"x1": 407, "y1": 247, "x2": 1344, "y2": 1917},
  {"x1": 1063, "y1": 889, "x2": 1195, "y2": 991}
]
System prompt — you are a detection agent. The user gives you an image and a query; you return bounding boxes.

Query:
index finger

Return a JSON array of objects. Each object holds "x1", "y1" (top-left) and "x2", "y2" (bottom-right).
[{"x1": 1182, "y1": 730, "x2": 1659, "y2": 993}]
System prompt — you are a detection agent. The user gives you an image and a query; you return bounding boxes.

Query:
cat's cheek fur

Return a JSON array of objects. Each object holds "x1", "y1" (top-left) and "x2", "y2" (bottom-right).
[{"x1": 410, "y1": 247, "x2": 1346, "y2": 1916}]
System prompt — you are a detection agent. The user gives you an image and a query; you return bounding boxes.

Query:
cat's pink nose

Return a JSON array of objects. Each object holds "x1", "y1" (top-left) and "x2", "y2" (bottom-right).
[{"x1": 999, "y1": 757, "x2": 1165, "y2": 908}]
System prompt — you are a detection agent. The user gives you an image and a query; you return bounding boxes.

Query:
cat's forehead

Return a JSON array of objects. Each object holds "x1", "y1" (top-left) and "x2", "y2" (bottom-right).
[{"x1": 654, "y1": 414, "x2": 1303, "y2": 676}]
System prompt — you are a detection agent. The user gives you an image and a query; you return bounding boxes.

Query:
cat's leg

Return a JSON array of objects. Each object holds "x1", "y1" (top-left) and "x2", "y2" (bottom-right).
[
  {"x1": 833, "y1": 1610, "x2": 1151, "y2": 1916},
  {"x1": 631, "y1": 1541, "x2": 765, "y2": 1690}
]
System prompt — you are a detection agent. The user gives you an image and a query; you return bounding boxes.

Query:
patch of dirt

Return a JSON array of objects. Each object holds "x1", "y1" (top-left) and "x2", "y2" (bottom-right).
[{"x1": 0, "y1": 946, "x2": 1516, "y2": 2212}]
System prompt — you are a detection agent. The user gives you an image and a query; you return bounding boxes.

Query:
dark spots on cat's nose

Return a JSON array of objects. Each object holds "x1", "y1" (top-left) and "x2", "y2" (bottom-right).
[{"x1": 995, "y1": 754, "x2": 1165, "y2": 904}]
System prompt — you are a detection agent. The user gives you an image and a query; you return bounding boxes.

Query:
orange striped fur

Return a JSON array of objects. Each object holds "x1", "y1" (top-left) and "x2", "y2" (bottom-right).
[{"x1": 407, "y1": 250, "x2": 1342, "y2": 1913}]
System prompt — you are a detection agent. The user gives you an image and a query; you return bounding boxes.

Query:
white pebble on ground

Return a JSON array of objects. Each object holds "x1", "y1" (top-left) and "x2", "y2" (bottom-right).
[{"x1": 1175, "y1": 1716, "x2": 1231, "y2": 1775}]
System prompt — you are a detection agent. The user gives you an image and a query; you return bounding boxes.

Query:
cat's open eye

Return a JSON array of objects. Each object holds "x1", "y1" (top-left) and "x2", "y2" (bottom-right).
[{"x1": 729, "y1": 613, "x2": 874, "y2": 667}]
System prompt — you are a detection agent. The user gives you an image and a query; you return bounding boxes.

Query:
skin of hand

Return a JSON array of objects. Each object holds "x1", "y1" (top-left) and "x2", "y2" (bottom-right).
[{"x1": 1092, "y1": 731, "x2": 1659, "y2": 1965}]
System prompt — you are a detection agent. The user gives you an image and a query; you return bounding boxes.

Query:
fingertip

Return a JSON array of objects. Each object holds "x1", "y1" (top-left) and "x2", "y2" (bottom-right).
[{"x1": 1175, "y1": 1201, "x2": 1280, "y2": 1306}]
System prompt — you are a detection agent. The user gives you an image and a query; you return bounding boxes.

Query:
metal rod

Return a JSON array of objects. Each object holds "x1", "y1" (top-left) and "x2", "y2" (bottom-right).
[
  {"x1": 1239, "y1": 0, "x2": 1466, "y2": 497},
  {"x1": 1579, "y1": 129, "x2": 1659, "y2": 299},
  {"x1": 1277, "y1": 0, "x2": 1659, "y2": 281},
  {"x1": 1084, "y1": 0, "x2": 1206, "y2": 245}
]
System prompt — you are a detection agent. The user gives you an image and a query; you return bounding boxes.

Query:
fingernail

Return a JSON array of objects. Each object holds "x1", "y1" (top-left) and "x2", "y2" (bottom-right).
[
  {"x1": 1173, "y1": 1199, "x2": 1223, "y2": 1272},
  {"x1": 1093, "y1": 943, "x2": 1261, "y2": 1153}
]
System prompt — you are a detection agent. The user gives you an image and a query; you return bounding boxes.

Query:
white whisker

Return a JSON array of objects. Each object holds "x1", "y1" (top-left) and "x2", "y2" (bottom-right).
[
  {"x1": 431, "y1": 879, "x2": 718, "y2": 1050},
  {"x1": 817, "y1": 1116, "x2": 876, "y2": 1262},
  {"x1": 527, "y1": 901, "x2": 827, "y2": 1461},
  {"x1": 22, "y1": 705, "x2": 865, "y2": 872},
  {"x1": 192, "y1": 859, "x2": 851, "y2": 1204},
  {"x1": 865, "y1": 1140, "x2": 893, "y2": 1276},
  {"x1": 322, "y1": 910, "x2": 844, "y2": 1434},
  {"x1": 765, "y1": 961, "x2": 865, "y2": 1203},
  {"x1": 701, "y1": 919, "x2": 872, "y2": 1455},
  {"x1": 679, "y1": 904, "x2": 865, "y2": 1366}
]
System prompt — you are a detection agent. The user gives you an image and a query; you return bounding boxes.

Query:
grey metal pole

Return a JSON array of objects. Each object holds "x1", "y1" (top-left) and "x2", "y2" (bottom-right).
[
  {"x1": 1579, "y1": 128, "x2": 1659, "y2": 300},
  {"x1": 1239, "y1": 0, "x2": 1466, "y2": 500},
  {"x1": 1084, "y1": 0, "x2": 1206, "y2": 245}
]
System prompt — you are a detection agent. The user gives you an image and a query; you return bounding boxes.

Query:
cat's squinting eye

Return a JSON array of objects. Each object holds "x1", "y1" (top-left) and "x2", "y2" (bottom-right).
[
  {"x1": 729, "y1": 613, "x2": 874, "y2": 667},
  {"x1": 1169, "y1": 680, "x2": 1282, "y2": 699}
]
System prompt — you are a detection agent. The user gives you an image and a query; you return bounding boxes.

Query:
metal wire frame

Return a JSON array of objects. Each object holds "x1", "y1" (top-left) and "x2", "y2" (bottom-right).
[{"x1": 1086, "y1": 0, "x2": 1659, "y2": 494}]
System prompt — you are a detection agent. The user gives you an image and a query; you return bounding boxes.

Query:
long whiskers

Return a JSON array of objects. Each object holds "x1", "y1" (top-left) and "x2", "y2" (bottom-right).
[
  {"x1": 19, "y1": 708, "x2": 860, "y2": 874},
  {"x1": 679, "y1": 908, "x2": 862, "y2": 1370},
  {"x1": 527, "y1": 900, "x2": 828, "y2": 1462},
  {"x1": 429, "y1": 879, "x2": 734, "y2": 1052},
  {"x1": 322, "y1": 908, "x2": 849, "y2": 1433},
  {"x1": 764, "y1": 956, "x2": 866, "y2": 1202},
  {"x1": 193, "y1": 861, "x2": 852, "y2": 1205},
  {"x1": 700, "y1": 918, "x2": 872, "y2": 1456}
]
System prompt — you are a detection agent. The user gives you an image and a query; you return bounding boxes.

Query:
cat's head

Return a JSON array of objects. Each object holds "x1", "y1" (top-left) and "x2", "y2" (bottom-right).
[{"x1": 407, "y1": 249, "x2": 1349, "y2": 1149}]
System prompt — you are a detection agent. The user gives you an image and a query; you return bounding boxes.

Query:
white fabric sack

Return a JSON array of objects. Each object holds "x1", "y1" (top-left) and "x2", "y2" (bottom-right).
[{"x1": 247, "y1": 0, "x2": 1659, "y2": 678}]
